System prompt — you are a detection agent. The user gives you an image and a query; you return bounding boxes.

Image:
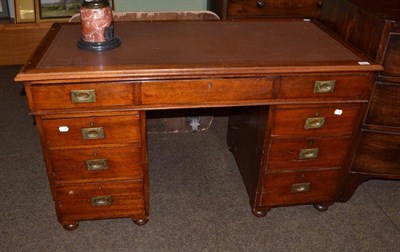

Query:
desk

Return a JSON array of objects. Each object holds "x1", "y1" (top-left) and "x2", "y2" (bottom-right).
[{"x1": 15, "y1": 20, "x2": 382, "y2": 230}]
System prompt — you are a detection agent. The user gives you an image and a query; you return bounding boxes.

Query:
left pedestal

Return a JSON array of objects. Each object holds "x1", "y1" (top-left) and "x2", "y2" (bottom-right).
[{"x1": 25, "y1": 82, "x2": 149, "y2": 230}]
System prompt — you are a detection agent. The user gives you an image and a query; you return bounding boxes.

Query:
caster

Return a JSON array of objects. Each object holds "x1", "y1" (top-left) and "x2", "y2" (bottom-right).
[{"x1": 188, "y1": 116, "x2": 201, "y2": 131}]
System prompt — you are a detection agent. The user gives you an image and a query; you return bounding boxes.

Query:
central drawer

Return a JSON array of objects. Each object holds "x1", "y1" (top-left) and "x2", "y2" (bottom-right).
[
  {"x1": 50, "y1": 147, "x2": 143, "y2": 183},
  {"x1": 141, "y1": 78, "x2": 273, "y2": 106},
  {"x1": 42, "y1": 114, "x2": 141, "y2": 148}
]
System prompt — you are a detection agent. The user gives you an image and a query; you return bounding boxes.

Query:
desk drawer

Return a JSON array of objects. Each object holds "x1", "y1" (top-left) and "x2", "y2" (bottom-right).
[
  {"x1": 261, "y1": 169, "x2": 340, "y2": 206},
  {"x1": 50, "y1": 147, "x2": 143, "y2": 183},
  {"x1": 56, "y1": 180, "x2": 145, "y2": 221},
  {"x1": 266, "y1": 137, "x2": 352, "y2": 171},
  {"x1": 30, "y1": 82, "x2": 135, "y2": 110},
  {"x1": 141, "y1": 78, "x2": 273, "y2": 106},
  {"x1": 279, "y1": 74, "x2": 371, "y2": 99},
  {"x1": 271, "y1": 105, "x2": 362, "y2": 137},
  {"x1": 42, "y1": 114, "x2": 141, "y2": 148}
]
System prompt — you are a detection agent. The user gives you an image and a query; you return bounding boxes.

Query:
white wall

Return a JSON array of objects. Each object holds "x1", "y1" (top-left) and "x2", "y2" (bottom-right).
[{"x1": 8, "y1": 0, "x2": 14, "y2": 18}]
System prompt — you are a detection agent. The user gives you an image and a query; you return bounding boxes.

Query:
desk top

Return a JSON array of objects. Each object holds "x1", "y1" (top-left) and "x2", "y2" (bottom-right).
[{"x1": 16, "y1": 20, "x2": 382, "y2": 82}]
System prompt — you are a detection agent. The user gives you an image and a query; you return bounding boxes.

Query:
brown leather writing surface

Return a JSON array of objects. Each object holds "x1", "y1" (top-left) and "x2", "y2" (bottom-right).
[{"x1": 38, "y1": 21, "x2": 360, "y2": 68}]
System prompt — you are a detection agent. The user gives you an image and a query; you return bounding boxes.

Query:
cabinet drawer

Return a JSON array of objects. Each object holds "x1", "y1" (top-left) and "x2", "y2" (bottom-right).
[
  {"x1": 260, "y1": 169, "x2": 340, "y2": 206},
  {"x1": 271, "y1": 105, "x2": 362, "y2": 137},
  {"x1": 56, "y1": 180, "x2": 145, "y2": 221},
  {"x1": 30, "y1": 82, "x2": 135, "y2": 110},
  {"x1": 42, "y1": 114, "x2": 141, "y2": 148},
  {"x1": 366, "y1": 82, "x2": 400, "y2": 127},
  {"x1": 279, "y1": 74, "x2": 371, "y2": 99},
  {"x1": 353, "y1": 131, "x2": 400, "y2": 175},
  {"x1": 267, "y1": 137, "x2": 352, "y2": 171},
  {"x1": 226, "y1": 0, "x2": 322, "y2": 18},
  {"x1": 141, "y1": 78, "x2": 273, "y2": 106},
  {"x1": 50, "y1": 147, "x2": 143, "y2": 182},
  {"x1": 382, "y1": 33, "x2": 400, "y2": 77}
]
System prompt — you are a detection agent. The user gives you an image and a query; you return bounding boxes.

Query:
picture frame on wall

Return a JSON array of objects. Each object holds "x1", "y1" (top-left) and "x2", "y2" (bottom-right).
[
  {"x1": 15, "y1": 0, "x2": 36, "y2": 22},
  {"x1": 0, "y1": 0, "x2": 11, "y2": 19},
  {"x1": 35, "y1": 0, "x2": 114, "y2": 22},
  {"x1": 35, "y1": 0, "x2": 82, "y2": 22}
]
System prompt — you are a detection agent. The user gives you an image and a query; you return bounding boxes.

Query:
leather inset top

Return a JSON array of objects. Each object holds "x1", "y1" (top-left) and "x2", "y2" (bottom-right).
[{"x1": 38, "y1": 21, "x2": 360, "y2": 69}]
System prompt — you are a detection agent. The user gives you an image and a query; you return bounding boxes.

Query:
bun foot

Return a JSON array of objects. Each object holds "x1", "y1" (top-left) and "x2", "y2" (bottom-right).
[
  {"x1": 63, "y1": 222, "x2": 79, "y2": 231},
  {"x1": 133, "y1": 218, "x2": 149, "y2": 226},
  {"x1": 252, "y1": 210, "x2": 268, "y2": 218},
  {"x1": 313, "y1": 203, "x2": 330, "y2": 212}
]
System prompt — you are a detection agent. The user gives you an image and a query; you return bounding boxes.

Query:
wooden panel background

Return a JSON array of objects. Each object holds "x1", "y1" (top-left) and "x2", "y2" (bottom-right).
[{"x1": 0, "y1": 23, "x2": 51, "y2": 65}]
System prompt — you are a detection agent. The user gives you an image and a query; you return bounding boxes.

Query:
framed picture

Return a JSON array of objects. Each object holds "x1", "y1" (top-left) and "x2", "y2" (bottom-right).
[
  {"x1": 35, "y1": 0, "x2": 114, "y2": 22},
  {"x1": 15, "y1": 0, "x2": 36, "y2": 23},
  {"x1": 35, "y1": 0, "x2": 81, "y2": 22},
  {"x1": 0, "y1": 0, "x2": 11, "y2": 19}
]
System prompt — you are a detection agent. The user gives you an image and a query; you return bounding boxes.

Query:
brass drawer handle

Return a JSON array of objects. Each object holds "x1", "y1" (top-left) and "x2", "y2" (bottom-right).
[
  {"x1": 71, "y1": 90, "x2": 96, "y2": 103},
  {"x1": 85, "y1": 159, "x2": 109, "y2": 171},
  {"x1": 81, "y1": 127, "x2": 104, "y2": 140},
  {"x1": 91, "y1": 196, "x2": 112, "y2": 206},
  {"x1": 304, "y1": 117, "x2": 325, "y2": 129},
  {"x1": 299, "y1": 148, "x2": 319, "y2": 160},
  {"x1": 314, "y1": 80, "x2": 336, "y2": 94},
  {"x1": 291, "y1": 183, "x2": 310, "y2": 193}
]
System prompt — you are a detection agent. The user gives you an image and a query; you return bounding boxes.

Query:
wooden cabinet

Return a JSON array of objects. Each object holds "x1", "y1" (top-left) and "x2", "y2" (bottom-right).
[
  {"x1": 227, "y1": 86, "x2": 369, "y2": 215},
  {"x1": 320, "y1": 0, "x2": 400, "y2": 201},
  {"x1": 210, "y1": 0, "x2": 323, "y2": 19},
  {"x1": 0, "y1": 23, "x2": 51, "y2": 65},
  {"x1": 15, "y1": 20, "x2": 381, "y2": 229}
]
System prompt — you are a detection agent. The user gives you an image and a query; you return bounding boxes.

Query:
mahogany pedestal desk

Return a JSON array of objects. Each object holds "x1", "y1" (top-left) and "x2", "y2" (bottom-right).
[{"x1": 15, "y1": 20, "x2": 382, "y2": 230}]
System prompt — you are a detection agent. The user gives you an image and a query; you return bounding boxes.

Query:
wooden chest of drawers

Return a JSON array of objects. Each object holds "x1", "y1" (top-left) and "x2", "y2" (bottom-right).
[
  {"x1": 210, "y1": 0, "x2": 323, "y2": 19},
  {"x1": 15, "y1": 21, "x2": 381, "y2": 230},
  {"x1": 320, "y1": 0, "x2": 400, "y2": 200}
]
